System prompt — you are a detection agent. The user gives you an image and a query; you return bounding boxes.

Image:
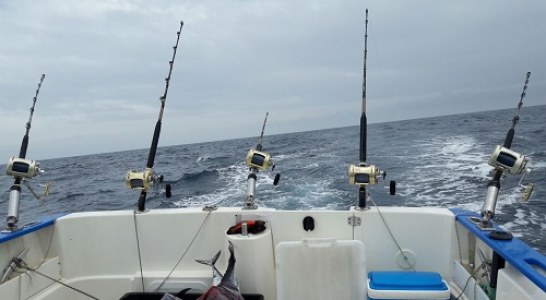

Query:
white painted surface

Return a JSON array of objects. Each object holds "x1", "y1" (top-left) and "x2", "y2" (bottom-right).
[{"x1": 1, "y1": 207, "x2": 545, "y2": 299}]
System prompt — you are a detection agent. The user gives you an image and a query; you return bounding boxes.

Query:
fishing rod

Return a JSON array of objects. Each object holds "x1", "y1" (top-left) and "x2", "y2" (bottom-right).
[
  {"x1": 244, "y1": 112, "x2": 280, "y2": 209},
  {"x1": 126, "y1": 21, "x2": 183, "y2": 212},
  {"x1": 480, "y1": 72, "x2": 532, "y2": 226},
  {"x1": 4, "y1": 74, "x2": 46, "y2": 231},
  {"x1": 476, "y1": 71, "x2": 532, "y2": 300},
  {"x1": 257, "y1": 112, "x2": 268, "y2": 151},
  {"x1": 348, "y1": 9, "x2": 387, "y2": 209},
  {"x1": 361, "y1": 8, "x2": 369, "y2": 163}
]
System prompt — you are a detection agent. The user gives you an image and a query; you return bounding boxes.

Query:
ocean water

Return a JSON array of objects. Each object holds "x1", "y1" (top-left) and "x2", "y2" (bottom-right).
[{"x1": 1, "y1": 105, "x2": 545, "y2": 254}]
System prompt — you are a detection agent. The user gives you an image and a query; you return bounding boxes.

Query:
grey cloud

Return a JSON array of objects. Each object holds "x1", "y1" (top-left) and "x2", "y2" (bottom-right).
[{"x1": 0, "y1": 0, "x2": 544, "y2": 160}]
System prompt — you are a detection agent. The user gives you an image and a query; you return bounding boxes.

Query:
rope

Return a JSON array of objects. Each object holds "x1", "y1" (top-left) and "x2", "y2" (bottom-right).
[
  {"x1": 154, "y1": 210, "x2": 212, "y2": 291},
  {"x1": 454, "y1": 260, "x2": 487, "y2": 300},
  {"x1": 14, "y1": 258, "x2": 100, "y2": 300},
  {"x1": 454, "y1": 214, "x2": 489, "y2": 299}
]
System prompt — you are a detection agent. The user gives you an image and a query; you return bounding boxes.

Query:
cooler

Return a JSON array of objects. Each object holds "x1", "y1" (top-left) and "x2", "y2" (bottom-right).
[{"x1": 367, "y1": 271, "x2": 450, "y2": 300}]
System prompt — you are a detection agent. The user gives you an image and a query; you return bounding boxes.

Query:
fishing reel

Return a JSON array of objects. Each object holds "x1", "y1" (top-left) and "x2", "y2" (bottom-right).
[
  {"x1": 244, "y1": 148, "x2": 281, "y2": 209},
  {"x1": 126, "y1": 168, "x2": 158, "y2": 190},
  {"x1": 246, "y1": 149, "x2": 273, "y2": 171},
  {"x1": 348, "y1": 164, "x2": 396, "y2": 195},
  {"x1": 4, "y1": 157, "x2": 47, "y2": 232},
  {"x1": 244, "y1": 112, "x2": 281, "y2": 209},
  {"x1": 488, "y1": 145, "x2": 528, "y2": 175},
  {"x1": 486, "y1": 145, "x2": 534, "y2": 203},
  {"x1": 348, "y1": 164, "x2": 380, "y2": 186},
  {"x1": 126, "y1": 168, "x2": 172, "y2": 197},
  {"x1": 245, "y1": 148, "x2": 281, "y2": 185},
  {"x1": 6, "y1": 157, "x2": 42, "y2": 179}
]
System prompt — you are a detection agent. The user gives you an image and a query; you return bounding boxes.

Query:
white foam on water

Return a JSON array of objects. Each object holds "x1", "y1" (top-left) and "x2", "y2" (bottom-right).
[
  {"x1": 274, "y1": 153, "x2": 305, "y2": 161},
  {"x1": 397, "y1": 135, "x2": 495, "y2": 207},
  {"x1": 173, "y1": 163, "x2": 249, "y2": 207},
  {"x1": 455, "y1": 201, "x2": 483, "y2": 212},
  {"x1": 530, "y1": 160, "x2": 546, "y2": 169},
  {"x1": 195, "y1": 156, "x2": 211, "y2": 162}
]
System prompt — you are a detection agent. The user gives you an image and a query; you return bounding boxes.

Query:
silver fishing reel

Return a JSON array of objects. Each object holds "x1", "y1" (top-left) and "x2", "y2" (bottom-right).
[
  {"x1": 348, "y1": 164, "x2": 380, "y2": 186},
  {"x1": 488, "y1": 145, "x2": 528, "y2": 175},
  {"x1": 6, "y1": 157, "x2": 41, "y2": 179},
  {"x1": 245, "y1": 149, "x2": 273, "y2": 171}
]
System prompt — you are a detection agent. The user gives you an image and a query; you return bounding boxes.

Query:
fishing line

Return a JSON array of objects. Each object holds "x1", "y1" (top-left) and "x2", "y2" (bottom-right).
[
  {"x1": 13, "y1": 258, "x2": 100, "y2": 300},
  {"x1": 269, "y1": 118, "x2": 290, "y2": 136},
  {"x1": 369, "y1": 195, "x2": 415, "y2": 271},
  {"x1": 22, "y1": 180, "x2": 51, "y2": 213},
  {"x1": 132, "y1": 211, "x2": 146, "y2": 292},
  {"x1": 41, "y1": 224, "x2": 56, "y2": 265},
  {"x1": 453, "y1": 217, "x2": 463, "y2": 265},
  {"x1": 154, "y1": 209, "x2": 213, "y2": 292}
]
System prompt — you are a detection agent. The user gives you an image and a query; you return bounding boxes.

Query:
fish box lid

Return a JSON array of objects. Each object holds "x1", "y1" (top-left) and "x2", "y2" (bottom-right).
[
  {"x1": 368, "y1": 271, "x2": 450, "y2": 300},
  {"x1": 276, "y1": 239, "x2": 367, "y2": 300}
]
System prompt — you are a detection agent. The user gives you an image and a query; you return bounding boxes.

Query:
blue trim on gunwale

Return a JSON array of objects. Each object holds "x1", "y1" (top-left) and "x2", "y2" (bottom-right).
[
  {"x1": 0, "y1": 213, "x2": 65, "y2": 244},
  {"x1": 450, "y1": 208, "x2": 546, "y2": 292}
]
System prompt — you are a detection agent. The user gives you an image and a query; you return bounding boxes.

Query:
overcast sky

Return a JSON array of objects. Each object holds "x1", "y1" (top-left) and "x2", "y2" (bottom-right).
[{"x1": 1, "y1": 0, "x2": 545, "y2": 160}]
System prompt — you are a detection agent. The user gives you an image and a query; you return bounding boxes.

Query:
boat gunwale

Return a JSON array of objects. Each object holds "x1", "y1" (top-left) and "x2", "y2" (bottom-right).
[{"x1": 451, "y1": 207, "x2": 546, "y2": 292}]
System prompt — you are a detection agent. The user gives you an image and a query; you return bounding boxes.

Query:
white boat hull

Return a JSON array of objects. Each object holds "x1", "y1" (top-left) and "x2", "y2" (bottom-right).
[{"x1": 1, "y1": 206, "x2": 545, "y2": 299}]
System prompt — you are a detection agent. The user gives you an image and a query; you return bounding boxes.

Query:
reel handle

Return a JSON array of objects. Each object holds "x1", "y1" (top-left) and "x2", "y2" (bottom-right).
[{"x1": 273, "y1": 173, "x2": 281, "y2": 186}]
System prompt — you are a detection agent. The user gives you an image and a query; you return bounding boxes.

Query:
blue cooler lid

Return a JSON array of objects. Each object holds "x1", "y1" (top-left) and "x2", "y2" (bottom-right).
[{"x1": 369, "y1": 271, "x2": 448, "y2": 291}]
